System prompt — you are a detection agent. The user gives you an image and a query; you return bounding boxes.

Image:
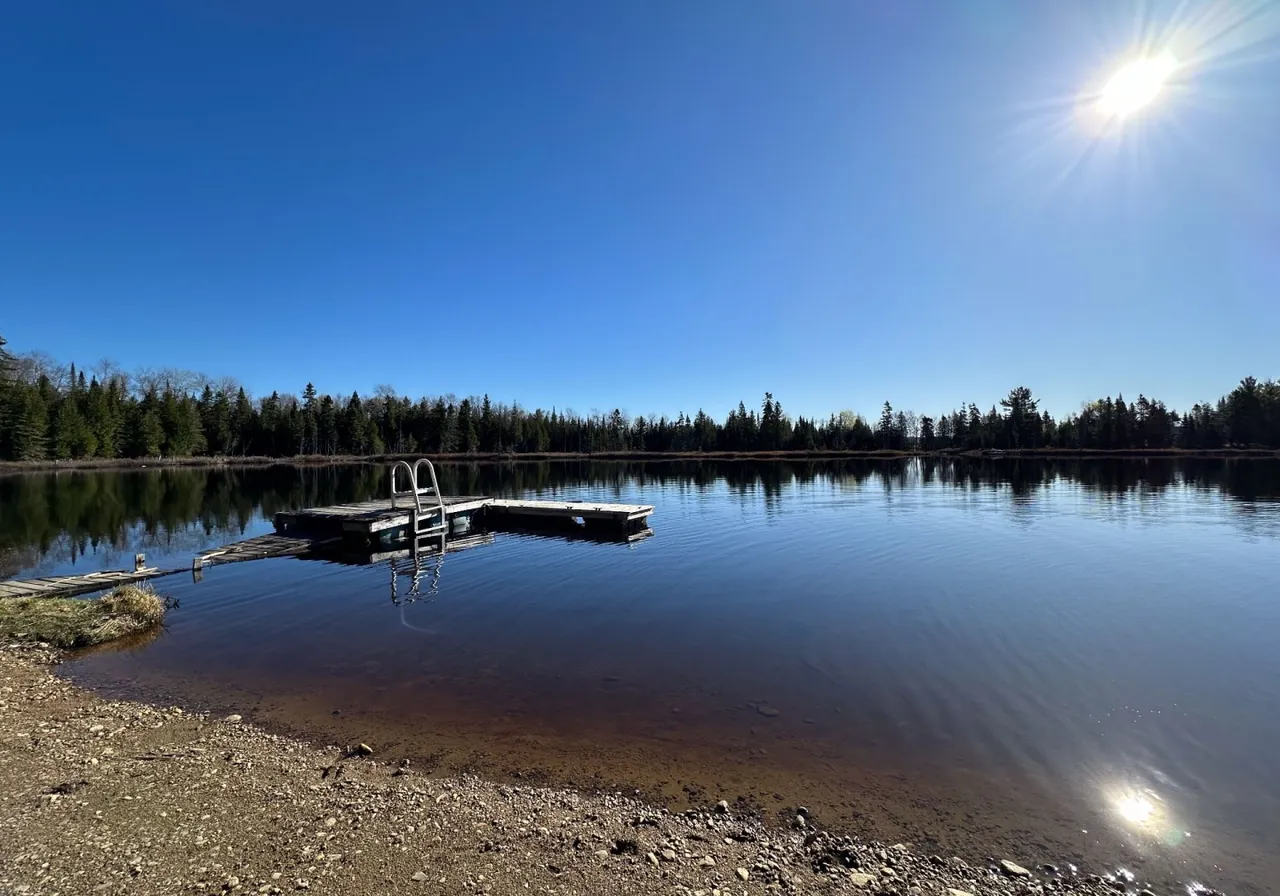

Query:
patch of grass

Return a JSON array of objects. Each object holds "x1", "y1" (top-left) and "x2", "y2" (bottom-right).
[{"x1": 0, "y1": 584, "x2": 167, "y2": 648}]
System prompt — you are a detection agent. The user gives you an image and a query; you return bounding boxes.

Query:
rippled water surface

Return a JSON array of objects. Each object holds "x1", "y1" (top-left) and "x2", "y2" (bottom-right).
[{"x1": 4, "y1": 459, "x2": 1279, "y2": 894}]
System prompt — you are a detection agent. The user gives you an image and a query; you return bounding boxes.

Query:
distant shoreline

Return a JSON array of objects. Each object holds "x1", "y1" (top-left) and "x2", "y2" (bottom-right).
[{"x1": 2, "y1": 446, "x2": 1277, "y2": 474}]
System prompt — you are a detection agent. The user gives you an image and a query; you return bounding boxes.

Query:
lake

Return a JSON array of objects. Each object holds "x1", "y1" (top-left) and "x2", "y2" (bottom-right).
[{"x1": 3, "y1": 459, "x2": 1278, "y2": 894}]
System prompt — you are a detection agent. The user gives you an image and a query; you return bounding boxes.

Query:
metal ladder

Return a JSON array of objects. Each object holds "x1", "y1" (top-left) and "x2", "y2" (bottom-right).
[{"x1": 390, "y1": 458, "x2": 447, "y2": 539}]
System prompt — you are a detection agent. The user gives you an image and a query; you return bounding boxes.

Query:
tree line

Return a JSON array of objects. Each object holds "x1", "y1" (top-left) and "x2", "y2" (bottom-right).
[{"x1": 0, "y1": 335, "x2": 1276, "y2": 462}]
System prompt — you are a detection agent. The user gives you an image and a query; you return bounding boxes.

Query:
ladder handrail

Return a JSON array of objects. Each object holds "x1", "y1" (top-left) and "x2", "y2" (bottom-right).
[
  {"x1": 389, "y1": 460, "x2": 419, "y2": 513},
  {"x1": 389, "y1": 458, "x2": 447, "y2": 533}
]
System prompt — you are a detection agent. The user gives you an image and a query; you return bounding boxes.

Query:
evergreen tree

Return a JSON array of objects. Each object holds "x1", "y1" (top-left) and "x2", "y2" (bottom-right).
[
  {"x1": 1226, "y1": 377, "x2": 1264, "y2": 446},
  {"x1": 85, "y1": 377, "x2": 119, "y2": 457},
  {"x1": 160, "y1": 388, "x2": 205, "y2": 456},
  {"x1": 0, "y1": 335, "x2": 16, "y2": 459},
  {"x1": 920, "y1": 415, "x2": 935, "y2": 449},
  {"x1": 878, "y1": 401, "x2": 895, "y2": 449},
  {"x1": 318, "y1": 395, "x2": 339, "y2": 454},
  {"x1": 126, "y1": 402, "x2": 165, "y2": 457},
  {"x1": 479, "y1": 395, "x2": 496, "y2": 451},
  {"x1": 301, "y1": 383, "x2": 319, "y2": 454},
  {"x1": 51, "y1": 396, "x2": 95, "y2": 459},
  {"x1": 10, "y1": 386, "x2": 49, "y2": 460},
  {"x1": 1000, "y1": 386, "x2": 1039, "y2": 449},
  {"x1": 457, "y1": 399, "x2": 478, "y2": 452},
  {"x1": 200, "y1": 386, "x2": 234, "y2": 455},
  {"x1": 258, "y1": 392, "x2": 281, "y2": 455},
  {"x1": 231, "y1": 388, "x2": 255, "y2": 454}
]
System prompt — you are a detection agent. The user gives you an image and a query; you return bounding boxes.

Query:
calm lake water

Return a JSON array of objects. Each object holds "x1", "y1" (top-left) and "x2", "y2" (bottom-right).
[{"x1": 3, "y1": 460, "x2": 1279, "y2": 894}]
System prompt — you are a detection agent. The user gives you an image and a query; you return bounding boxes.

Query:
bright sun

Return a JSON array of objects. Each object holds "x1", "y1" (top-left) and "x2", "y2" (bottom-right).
[{"x1": 1098, "y1": 50, "x2": 1178, "y2": 118}]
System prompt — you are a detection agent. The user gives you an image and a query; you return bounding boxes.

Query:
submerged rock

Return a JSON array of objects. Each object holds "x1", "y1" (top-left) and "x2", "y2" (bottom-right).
[{"x1": 1000, "y1": 859, "x2": 1033, "y2": 878}]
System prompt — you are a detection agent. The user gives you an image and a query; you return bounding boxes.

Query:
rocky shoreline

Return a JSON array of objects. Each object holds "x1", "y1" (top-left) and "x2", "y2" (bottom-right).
[{"x1": 0, "y1": 645, "x2": 1212, "y2": 896}]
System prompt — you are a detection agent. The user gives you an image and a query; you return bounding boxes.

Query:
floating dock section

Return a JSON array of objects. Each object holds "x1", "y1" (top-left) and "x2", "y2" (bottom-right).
[{"x1": 275, "y1": 497, "x2": 654, "y2": 543}]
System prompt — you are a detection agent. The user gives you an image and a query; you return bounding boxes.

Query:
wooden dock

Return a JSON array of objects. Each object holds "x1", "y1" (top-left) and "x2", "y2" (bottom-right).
[
  {"x1": 275, "y1": 496, "x2": 654, "y2": 541},
  {"x1": 0, "y1": 461, "x2": 655, "y2": 600},
  {"x1": 193, "y1": 533, "x2": 340, "y2": 570},
  {"x1": 0, "y1": 567, "x2": 180, "y2": 600},
  {"x1": 275, "y1": 496, "x2": 491, "y2": 537}
]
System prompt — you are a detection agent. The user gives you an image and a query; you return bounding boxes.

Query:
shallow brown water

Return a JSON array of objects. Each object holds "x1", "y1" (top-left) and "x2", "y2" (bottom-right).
[{"x1": 4, "y1": 459, "x2": 1278, "y2": 894}]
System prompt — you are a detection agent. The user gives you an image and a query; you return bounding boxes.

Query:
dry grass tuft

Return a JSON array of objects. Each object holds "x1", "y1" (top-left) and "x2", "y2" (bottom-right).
[{"x1": 0, "y1": 583, "x2": 167, "y2": 648}]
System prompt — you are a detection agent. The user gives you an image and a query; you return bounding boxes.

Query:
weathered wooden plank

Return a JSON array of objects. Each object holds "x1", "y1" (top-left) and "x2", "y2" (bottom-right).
[
  {"x1": 194, "y1": 532, "x2": 338, "y2": 569},
  {"x1": 487, "y1": 499, "x2": 654, "y2": 522},
  {"x1": 276, "y1": 494, "x2": 652, "y2": 539},
  {"x1": 0, "y1": 583, "x2": 46, "y2": 597},
  {"x1": 0, "y1": 567, "x2": 181, "y2": 600}
]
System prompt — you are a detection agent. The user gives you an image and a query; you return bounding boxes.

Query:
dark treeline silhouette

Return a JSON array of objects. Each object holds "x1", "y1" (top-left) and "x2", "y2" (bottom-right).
[
  {"x1": 4, "y1": 458, "x2": 1278, "y2": 577},
  {"x1": 1, "y1": 335, "x2": 1278, "y2": 462}
]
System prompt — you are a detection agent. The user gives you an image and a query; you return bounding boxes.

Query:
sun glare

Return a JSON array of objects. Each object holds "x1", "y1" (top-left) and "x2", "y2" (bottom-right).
[
  {"x1": 1115, "y1": 793, "x2": 1157, "y2": 824},
  {"x1": 1098, "y1": 50, "x2": 1178, "y2": 118}
]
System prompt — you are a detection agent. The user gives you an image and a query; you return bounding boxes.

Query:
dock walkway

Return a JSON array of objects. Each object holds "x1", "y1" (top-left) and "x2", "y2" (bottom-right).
[
  {"x1": 0, "y1": 567, "x2": 180, "y2": 600},
  {"x1": 193, "y1": 533, "x2": 339, "y2": 570}
]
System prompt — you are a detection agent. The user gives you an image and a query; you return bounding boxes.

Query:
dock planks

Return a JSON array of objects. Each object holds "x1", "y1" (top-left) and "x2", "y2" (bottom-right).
[
  {"x1": 193, "y1": 533, "x2": 341, "y2": 569},
  {"x1": 487, "y1": 499, "x2": 654, "y2": 523},
  {"x1": 275, "y1": 496, "x2": 492, "y2": 536},
  {"x1": 0, "y1": 567, "x2": 180, "y2": 600},
  {"x1": 274, "y1": 495, "x2": 653, "y2": 539}
]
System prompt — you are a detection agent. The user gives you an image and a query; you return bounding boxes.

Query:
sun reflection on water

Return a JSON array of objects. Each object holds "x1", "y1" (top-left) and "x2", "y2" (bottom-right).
[
  {"x1": 1116, "y1": 792, "x2": 1157, "y2": 824},
  {"x1": 1107, "y1": 783, "x2": 1191, "y2": 849}
]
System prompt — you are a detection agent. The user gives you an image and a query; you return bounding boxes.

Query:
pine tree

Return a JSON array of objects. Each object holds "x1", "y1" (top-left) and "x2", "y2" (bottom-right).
[
  {"x1": 1000, "y1": 386, "x2": 1038, "y2": 449},
  {"x1": 457, "y1": 399, "x2": 479, "y2": 452},
  {"x1": 967, "y1": 404, "x2": 982, "y2": 449},
  {"x1": 199, "y1": 385, "x2": 234, "y2": 455},
  {"x1": 318, "y1": 395, "x2": 338, "y2": 454},
  {"x1": 878, "y1": 401, "x2": 895, "y2": 449},
  {"x1": 342, "y1": 392, "x2": 368, "y2": 454},
  {"x1": 920, "y1": 415, "x2": 935, "y2": 449},
  {"x1": 51, "y1": 396, "x2": 95, "y2": 459},
  {"x1": 231, "y1": 388, "x2": 255, "y2": 454},
  {"x1": 0, "y1": 335, "x2": 13, "y2": 378},
  {"x1": 259, "y1": 392, "x2": 281, "y2": 455},
  {"x1": 479, "y1": 395, "x2": 496, "y2": 452},
  {"x1": 126, "y1": 403, "x2": 165, "y2": 457},
  {"x1": 301, "y1": 383, "x2": 318, "y2": 454},
  {"x1": 11, "y1": 386, "x2": 49, "y2": 460},
  {"x1": 85, "y1": 377, "x2": 118, "y2": 457},
  {"x1": 160, "y1": 388, "x2": 204, "y2": 456},
  {"x1": 0, "y1": 335, "x2": 15, "y2": 459}
]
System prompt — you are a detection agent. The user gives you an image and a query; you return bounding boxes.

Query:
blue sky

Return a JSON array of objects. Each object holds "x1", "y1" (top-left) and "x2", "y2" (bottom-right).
[{"x1": 2, "y1": 1, "x2": 1277, "y2": 421}]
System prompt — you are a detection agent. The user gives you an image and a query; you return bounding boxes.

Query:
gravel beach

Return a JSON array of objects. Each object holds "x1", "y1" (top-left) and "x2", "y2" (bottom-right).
[{"x1": 0, "y1": 645, "x2": 1203, "y2": 896}]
